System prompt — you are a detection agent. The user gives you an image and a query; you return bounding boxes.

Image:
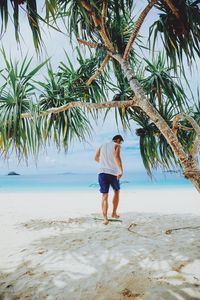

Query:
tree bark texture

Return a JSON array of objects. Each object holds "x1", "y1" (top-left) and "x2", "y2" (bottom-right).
[{"x1": 21, "y1": 98, "x2": 138, "y2": 118}]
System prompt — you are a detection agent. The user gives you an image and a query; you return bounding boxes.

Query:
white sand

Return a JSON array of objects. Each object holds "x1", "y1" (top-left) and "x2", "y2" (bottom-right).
[{"x1": 0, "y1": 187, "x2": 200, "y2": 299}]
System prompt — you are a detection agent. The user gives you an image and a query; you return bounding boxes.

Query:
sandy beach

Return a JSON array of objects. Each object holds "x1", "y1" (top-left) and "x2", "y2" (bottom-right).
[{"x1": 0, "y1": 187, "x2": 200, "y2": 299}]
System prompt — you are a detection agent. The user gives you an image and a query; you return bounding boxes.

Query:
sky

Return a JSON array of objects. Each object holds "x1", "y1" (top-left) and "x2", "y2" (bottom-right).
[{"x1": 0, "y1": 1, "x2": 199, "y2": 176}]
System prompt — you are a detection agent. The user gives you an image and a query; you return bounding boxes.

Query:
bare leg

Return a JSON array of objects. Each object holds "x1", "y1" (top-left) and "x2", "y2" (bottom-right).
[
  {"x1": 112, "y1": 190, "x2": 120, "y2": 218},
  {"x1": 102, "y1": 193, "x2": 109, "y2": 225}
]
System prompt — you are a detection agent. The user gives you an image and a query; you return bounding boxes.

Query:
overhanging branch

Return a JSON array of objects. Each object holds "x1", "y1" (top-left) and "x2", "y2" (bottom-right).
[{"x1": 21, "y1": 97, "x2": 139, "y2": 119}]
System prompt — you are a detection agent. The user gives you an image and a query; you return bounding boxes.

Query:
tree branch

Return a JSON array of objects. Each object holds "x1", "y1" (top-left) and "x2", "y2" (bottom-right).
[
  {"x1": 78, "y1": 0, "x2": 113, "y2": 84},
  {"x1": 80, "y1": 0, "x2": 101, "y2": 27},
  {"x1": 123, "y1": 0, "x2": 184, "y2": 61},
  {"x1": 163, "y1": 0, "x2": 181, "y2": 20},
  {"x1": 163, "y1": 0, "x2": 185, "y2": 35},
  {"x1": 80, "y1": 0, "x2": 114, "y2": 52},
  {"x1": 86, "y1": 54, "x2": 110, "y2": 85},
  {"x1": 21, "y1": 97, "x2": 139, "y2": 119},
  {"x1": 100, "y1": 0, "x2": 112, "y2": 51},
  {"x1": 177, "y1": 125, "x2": 193, "y2": 132},
  {"x1": 77, "y1": 38, "x2": 98, "y2": 48},
  {"x1": 101, "y1": 0, "x2": 107, "y2": 32},
  {"x1": 101, "y1": 0, "x2": 111, "y2": 41},
  {"x1": 172, "y1": 114, "x2": 200, "y2": 159},
  {"x1": 123, "y1": 0, "x2": 158, "y2": 60}
]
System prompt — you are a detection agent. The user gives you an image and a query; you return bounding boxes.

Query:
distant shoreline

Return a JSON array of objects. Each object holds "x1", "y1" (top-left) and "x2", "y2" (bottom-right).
[{"x1": 0, "y1": 172, "x2": 192, "y2": 193}]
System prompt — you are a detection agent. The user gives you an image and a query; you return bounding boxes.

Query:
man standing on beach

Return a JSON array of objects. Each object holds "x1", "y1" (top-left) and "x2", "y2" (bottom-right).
[{"x1": 95, "y1": 135, "x2": 124, "y2": 225}]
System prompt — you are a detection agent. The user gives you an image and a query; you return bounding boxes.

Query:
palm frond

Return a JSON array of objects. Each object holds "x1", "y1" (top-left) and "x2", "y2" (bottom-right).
[
  {"x1": 0, "y1": 0, "x2": 8, "y2": 35},
  {"x1": 149, "y1": 0, "x2": 200, "y2": 71},
  {"x1": 0, "y1": 49, "x2": 47, "y2": 159},
  {"x1": 38, "y1": 64, "x2": 92, "y2": 150},
  {"x1": 26, "y1": 0, "x2": 42, "y2": 50},
  {"x1": 55, "y1": 0, "x2": 134, "y2": 44},
  {"x1": 140, "y1": 53, "x2": 189, "y2": 111},
  {"x1": 0, "y1": 1, "x2": 43, "y2": 51}
]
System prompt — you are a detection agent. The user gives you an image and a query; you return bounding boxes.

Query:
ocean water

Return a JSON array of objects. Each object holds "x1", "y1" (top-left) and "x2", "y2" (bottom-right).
[{"x1": 0, "y1": 171, "x2": 192, "y2": 192}]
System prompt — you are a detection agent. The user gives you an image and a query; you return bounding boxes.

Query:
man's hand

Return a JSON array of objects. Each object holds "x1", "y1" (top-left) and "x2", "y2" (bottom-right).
[
  {"x1": 117, "y1": 172, "x2": 123, "y2": 180},
  {"x1": 115, "y1": 145, "x2": 123, "y2": 179}
]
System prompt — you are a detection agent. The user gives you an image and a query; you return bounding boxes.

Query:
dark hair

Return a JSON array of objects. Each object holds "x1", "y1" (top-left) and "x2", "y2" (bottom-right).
[{"x1": 112, "y1": 134, "x2": 124, "y2": 142}]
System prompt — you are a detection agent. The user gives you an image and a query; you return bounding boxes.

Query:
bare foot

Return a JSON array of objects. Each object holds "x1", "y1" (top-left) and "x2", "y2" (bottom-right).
[
  {"x1": 112, "y1": 214, "x2": 120, "y2": 219},
  {"x1": 103, "y1": 218, "x2": 109, "y2": 225}
]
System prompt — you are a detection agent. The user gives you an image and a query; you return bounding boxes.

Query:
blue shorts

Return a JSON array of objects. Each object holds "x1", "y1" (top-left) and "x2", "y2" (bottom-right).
[{"x1": 98, "y1": 173, "x2": 120, "y2": 193}]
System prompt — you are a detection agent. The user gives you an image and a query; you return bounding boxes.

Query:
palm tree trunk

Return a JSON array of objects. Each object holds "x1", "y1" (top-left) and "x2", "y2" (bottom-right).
[{"x1": 113, "y1": 54, "x2": 200, "y2": 192}]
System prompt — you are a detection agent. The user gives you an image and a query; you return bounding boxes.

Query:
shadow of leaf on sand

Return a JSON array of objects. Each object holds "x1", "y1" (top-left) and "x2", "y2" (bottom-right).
[{"x1": 0, "y1": 212, "x2": 200, "y2": 300}]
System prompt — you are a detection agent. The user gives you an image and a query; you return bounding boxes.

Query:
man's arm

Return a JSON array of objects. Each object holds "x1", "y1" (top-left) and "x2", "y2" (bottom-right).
[
  {"x1": 115, "y1": 145, "x2": 123, "y2": 179},
  {"x1": 95, "y1": 147, "x2": 101, "y2": 163}
]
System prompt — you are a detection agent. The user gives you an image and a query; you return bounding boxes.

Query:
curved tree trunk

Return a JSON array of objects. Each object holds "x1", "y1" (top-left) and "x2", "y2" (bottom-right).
[{"x1": 113, "y1": 54, "x2": 200, "y2": 192}]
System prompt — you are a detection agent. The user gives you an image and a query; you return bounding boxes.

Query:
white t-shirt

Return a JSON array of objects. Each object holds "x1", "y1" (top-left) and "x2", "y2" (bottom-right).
[{"x1": 99, "y1": 141, "x2": 119, "y2": 176}]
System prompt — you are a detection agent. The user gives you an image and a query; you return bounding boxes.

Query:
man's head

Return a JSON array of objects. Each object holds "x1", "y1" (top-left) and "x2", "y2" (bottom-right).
[{"x1": 112, "y1": 134, "x2": 124, "y2": 145}]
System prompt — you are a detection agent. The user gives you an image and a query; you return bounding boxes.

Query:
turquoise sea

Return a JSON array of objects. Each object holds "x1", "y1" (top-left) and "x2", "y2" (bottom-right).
[{"x1": 0, "y1": 171, "x2": 192, "y2": 192}]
